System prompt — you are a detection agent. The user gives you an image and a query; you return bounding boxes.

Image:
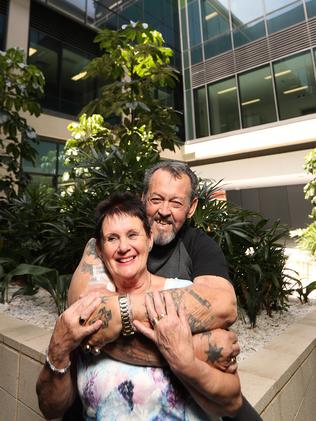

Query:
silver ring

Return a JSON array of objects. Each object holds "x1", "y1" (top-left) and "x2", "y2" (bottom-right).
[
  {"x1": 157, "y1": 313, "x2": 166, "y2": 321},
  {"x1": 92, "y1": 347, "x2": 101, "y2": 356},
  {"x1": 230, "y1": 356, "x2": 237, "y2": 364},
  {"x1": 79, "y1": 316, "x2": 86, "y2": 326},
  {"x1": 83, "y1": 344, "x2": 91, "y2": 353}
]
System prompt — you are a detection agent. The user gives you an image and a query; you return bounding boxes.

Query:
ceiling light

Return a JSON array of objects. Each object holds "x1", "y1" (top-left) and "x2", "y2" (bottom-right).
[
  {"x1": 205, "y1": 11, "x2": 218, "y2": 21},
  {"x1": 28, "y1": 48, "x2": 37, "y2": 57},
  {"x1": 241, "y1": 98, "x2": 261, "y2": 106},
  {"x1": 264, "y1": 70, "x2": 292, "y2": 80},
  {"x1": 71, "y1": 71, "x2": 87, "y2": 81},
  {"x1": 283, "y1": 85, "x2": 308, "y2": 94},
  {"x1": 217, "y1": 86, "x2": 237, "y2": 95}
]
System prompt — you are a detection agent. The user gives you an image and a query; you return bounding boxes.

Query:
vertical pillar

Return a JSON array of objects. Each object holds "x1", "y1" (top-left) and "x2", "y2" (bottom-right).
[{"x1": 6, "y1": 0, "x2": 31, "y2": 53}]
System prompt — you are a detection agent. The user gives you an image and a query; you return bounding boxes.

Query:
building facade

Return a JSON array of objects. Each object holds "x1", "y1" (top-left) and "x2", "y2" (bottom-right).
[{"x1": 1, "y1": 0, "x2": 315, "y2": 228}]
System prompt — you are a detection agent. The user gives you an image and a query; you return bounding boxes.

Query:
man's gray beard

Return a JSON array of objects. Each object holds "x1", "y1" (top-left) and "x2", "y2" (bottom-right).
[{"x1": 153, "y1": 228, "x2": 177, "y2": 246}]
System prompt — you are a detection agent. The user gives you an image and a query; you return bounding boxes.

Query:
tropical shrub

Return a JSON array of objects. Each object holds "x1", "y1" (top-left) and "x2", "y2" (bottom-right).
[{"x1": 0, "y1": 48, "x2": 44, "y2": 199}]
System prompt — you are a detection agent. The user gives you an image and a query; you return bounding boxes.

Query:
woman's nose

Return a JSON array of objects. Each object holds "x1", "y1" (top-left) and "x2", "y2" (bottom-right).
[{"x1": 117, "y1": 237, "x2": 130, "y2": 252}]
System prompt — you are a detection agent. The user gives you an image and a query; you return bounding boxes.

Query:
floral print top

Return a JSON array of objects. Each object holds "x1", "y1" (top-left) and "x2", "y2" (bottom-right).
[{"x1": 77, "y1": 279, "x2": 220, "y2": 420}]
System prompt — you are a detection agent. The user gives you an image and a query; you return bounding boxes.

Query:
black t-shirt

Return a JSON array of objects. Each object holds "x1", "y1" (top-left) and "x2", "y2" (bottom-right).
[{"x1": 148, "y1": 222, "x2": 229, "y2": 281}]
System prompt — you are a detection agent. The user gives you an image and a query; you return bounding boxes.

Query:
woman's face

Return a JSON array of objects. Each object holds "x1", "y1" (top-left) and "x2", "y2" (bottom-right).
[{"x1": 99, "y1": 213, "x2": 153, "y2": 287}]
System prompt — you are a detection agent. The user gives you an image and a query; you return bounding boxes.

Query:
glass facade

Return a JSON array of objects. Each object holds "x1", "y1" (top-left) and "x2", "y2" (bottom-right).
[
  {"x1": 194, "y1": 49, "x2": 316, "y2": 137},
  {"x1": 0, "y1": 0, "x2": 7, "y2": 50},
  {"x1": 23, "y1": 139, "x2": 66, "y2": 188},
  {"x1": 28, "y1": 29, "x2": 97, "y2": 116}
]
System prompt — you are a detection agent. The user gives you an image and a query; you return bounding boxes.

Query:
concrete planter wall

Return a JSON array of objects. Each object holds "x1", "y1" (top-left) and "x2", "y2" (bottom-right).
[{"x1": 0, "y1": 309, "x2": 315, "y2": 420}]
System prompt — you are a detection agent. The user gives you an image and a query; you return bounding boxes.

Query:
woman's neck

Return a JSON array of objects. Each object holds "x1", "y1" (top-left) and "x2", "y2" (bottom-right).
[{"x1": 115, "y1": 272, "x2": 152, "y2": 295}]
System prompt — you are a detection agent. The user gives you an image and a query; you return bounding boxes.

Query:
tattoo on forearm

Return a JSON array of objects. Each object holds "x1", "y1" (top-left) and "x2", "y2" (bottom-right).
[
  {"x1": 88, "y1": 296, "x2": 112, "y2": 329},
  {"x1": 86, "y1": 239, "x2": 97, "y2": 256},
  {"x1": 205, "y1": 343, "x2": 223, "y2": 363},
  {"x1": 169, "y1": 289, "x2": 186, "y2": 310},
  {"x1": 81, "y1": 262, "x2": 94, "y2": 275},
  {"x1": 188, "y1": 290, "x2": 211, "y2": 309}
]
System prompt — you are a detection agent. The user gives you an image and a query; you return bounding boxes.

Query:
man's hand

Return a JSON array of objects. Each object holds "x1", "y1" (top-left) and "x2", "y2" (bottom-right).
[{"x1": 192, "y1": 328, "x2": 240, "y2": 373}]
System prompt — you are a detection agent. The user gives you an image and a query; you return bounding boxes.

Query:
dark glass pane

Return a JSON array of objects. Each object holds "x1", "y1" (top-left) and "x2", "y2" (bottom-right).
[
  {"x1": 204, "y1": 32, "x2": 232, "y2": 59},
  {"x1": 188, "y1": 0, "x2": 201, "y2": 47},
  {"x1": 23, "y1": 140, "x2": 57, "y2": 175},
  {"x1": 28, "y1": 30, "x2": 60, "y2": 111},
  {"x1": 274, "y1": 51, "x2": 316, "y2": 119},
  {"x1": 28, "y1": 174, "x2": 55, "y2": 188},
  {"x1": 60, "y1": 47, "x2": 95, "y2": 115},
  {"x1": 233, "y1": 19, "x2": 265, "y2": 47},
  {"x1": 0, "y1": 14, "x2": 5, "y2": 50},
  {"x1": 201, "y1": 0, "x2": 229, "y2": 42},
  {"x1": 191, "y1": 45, "x2": 203, "y2": 64},
  {"x1": 305, "y1": 0, "x2": 316, "y2": 17},
  {"x1": 48, "y1": 0, "x2": 86, "y2": 21},
  {"x1": 194, "y1": 86, "x2": 209, "y2": 137},
  {"x1": 57, "y1": 143, "x2": 67, "y2": 175},
  {"x1": 207, "y1": 78, "x2": 240, "y2": 134},
  {"x1": 183, "y1": 50, "x2": 190, "y2": 69},
  {"x1": 239, "y1": 66, "x2": 277, "y2": 128},
  {"x1": 184, "y1": 68, "x2": 191, "y2": 90},
  {"x1": 180, "y1": 6, "x2": 188, "y2": 51},
  {"x1": 266, "y1": 1, "x2": 305, "y2": 34},
  {"x1": 86, "y1": 0, "x2": 96, "y2": 23},
  {"x1": 231, "y1": 0, "x2": 264, "y2": 25},
  {"x1": 185, "y1": 90, "x2": 194, "y2": 139},
  {"x1": 120, "y1": 2, "x2": 143, "y2": 27}
]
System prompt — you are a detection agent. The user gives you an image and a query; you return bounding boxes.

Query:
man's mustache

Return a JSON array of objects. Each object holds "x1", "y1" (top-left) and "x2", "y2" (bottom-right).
[{"x1": 153, "y1": 215, "x2": 175, "y2": 225}]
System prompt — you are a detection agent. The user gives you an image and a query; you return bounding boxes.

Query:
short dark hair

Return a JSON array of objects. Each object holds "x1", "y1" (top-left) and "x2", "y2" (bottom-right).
[
  {"x1": 95, "y1": 192, "x2": 151, "y2": 246},
  {"x1": 143, "y1": 161, "x2": 199, "y2": 202}
]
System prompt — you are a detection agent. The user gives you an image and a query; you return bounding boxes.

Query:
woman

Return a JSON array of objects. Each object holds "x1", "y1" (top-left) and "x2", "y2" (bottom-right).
[{"x1": 36, "y1": 192, "x2": 242, "y2": 420}]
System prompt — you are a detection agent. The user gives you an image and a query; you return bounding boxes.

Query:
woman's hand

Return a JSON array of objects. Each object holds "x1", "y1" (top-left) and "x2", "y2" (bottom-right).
[
  {"x1": 47, "y1": 292, "x2": 103, "y2": 366},
  {"x1": 133, "y1": 291, "x2": 195, "y2": 373}
]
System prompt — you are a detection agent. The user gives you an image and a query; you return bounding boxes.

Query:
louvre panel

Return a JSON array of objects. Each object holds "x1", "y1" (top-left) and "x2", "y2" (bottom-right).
[
  {"x1": 269, "y1": 22, "x2": 310, "y2": 61},
  {"x1": 191, "y1": 62, "x2": 205, "y2": 75},
  {"x1": 308, "y1": 17, "x2": 316, "y2": 45},
  {"x1": 191, "y1": 71, "x2": 205, "y2": 86},
  {"x1": 202, "y1": 51, "x2": 235, "y2": 85},
  {"x1": 234, "y1": 38, "x2": 269, "y2": 73}
]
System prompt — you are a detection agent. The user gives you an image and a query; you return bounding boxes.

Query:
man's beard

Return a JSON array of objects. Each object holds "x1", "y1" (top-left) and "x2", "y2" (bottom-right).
[{"x1": 152, "y1": 215, "x2": 178, "y2": 246}]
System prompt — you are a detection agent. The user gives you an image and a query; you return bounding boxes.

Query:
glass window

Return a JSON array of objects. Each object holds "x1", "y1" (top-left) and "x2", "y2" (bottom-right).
[
  {"x1": 23, "y1": 139, "x2": 65, "y2": 188},
  {"x1": 239, "y1": 66, "x2": 277, "y2": 128},
  {"x1": 274, "y1": 51, "x2": 316, "y2": 120},
  {"x1": 191, "y1": 44, "x2": 203, "y2": 64},
  {"x1": 207, "y1": 77, "x2": 240, "y2": 134},
  {"x1": 201, "y1": 0, "x2": 230, "y2": 42},
  {"x1": 264, "y1": 0, "x2": 299, "y2": 13},
  {"x1": 231, "y1": 0, "x2": 264, "y2": 25},
  {"x1": 180, "y1": 6, "x2": 188, "y2": 51},
  {"x1": 48, "y1": 0, "x2": 86, "y2": 21},
  {"x1": 233, "y1": 20, "x2": 266, "y2": 47},
  {"x1": 60, "y1": 47, "x2": 95, "y2": 115},
  {"x1": 194, "y1": 86, "x2": 209, "y2": 138},
  {"x1": 185, "y1": 90, "x2": 194, "y2": 140},
  {"x1": 305, "y1": 0, "x2": 316, "y2": 17},
  {"x1": 28, "y1": 30, "x2": 60, "y2": 111},
  {"x1": 0, "y1": 14, "x2": 5, "y2": 51},
  {"x1": 188, "y1": 0, "x2": 202, "y2": 47},
  {"x1": 204, "y1": 32, "x2": 232, "y2": 59},
  {"x1": 266, "y1": 1, "x2": 305, "y2": 34}
]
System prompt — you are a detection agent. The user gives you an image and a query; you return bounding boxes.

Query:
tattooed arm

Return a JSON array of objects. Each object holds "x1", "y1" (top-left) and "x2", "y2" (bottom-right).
[{"x1": 85, "y1": 285, "x2": 239, "y2": 370}]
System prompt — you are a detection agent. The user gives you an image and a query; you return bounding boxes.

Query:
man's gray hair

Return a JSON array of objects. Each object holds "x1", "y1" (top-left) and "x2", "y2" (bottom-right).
[{"x1": 143, "y1": 161, "x2": 199, "y2": 202}]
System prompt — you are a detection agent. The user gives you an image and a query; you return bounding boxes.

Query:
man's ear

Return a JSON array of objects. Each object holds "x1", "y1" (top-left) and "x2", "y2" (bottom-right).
[{"x1": 187, "y1": 197, "x2": 198, "y2": 218}]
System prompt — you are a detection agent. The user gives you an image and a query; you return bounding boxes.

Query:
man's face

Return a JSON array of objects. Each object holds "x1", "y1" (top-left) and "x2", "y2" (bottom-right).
[{"x1": 144, "y1": 169, "x2": 198, "y2": 246}]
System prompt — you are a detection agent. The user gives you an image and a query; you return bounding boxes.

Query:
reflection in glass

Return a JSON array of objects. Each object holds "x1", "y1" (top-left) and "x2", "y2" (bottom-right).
[
  {"x1": 266, "y1": 1, "x2": 305, "y2": 34},
  {"x1": 233, "y1": 19, "x2": 265, "y2": 47},
  {"x1": 194, "y1": 87, "x2": 209, "y2": 138},
  {"x1": 60, "y1": 47, "x2": 95, "y2": 115},
  {"x1": 239, "y1": 66, "x2": 277, "y2": 128},
  {"x1": 264, "y1": 0, "x2": 298, "y2": 13},
  {"x1": 191, "y1": 45, "x2": 203, "y2": 64},
  {"x1": 274, "y1": 51, "x2": 316, "y2": 119},
  {"x1": 201, "y1": 0, "x2": 230, "y2": 42},
  {"x1": 188, "y1": 0, "x2": 202, "y2": 47},
  {"x1": 48, "y1": 0, "x2": 86, "y2": 20},
  {"x1": 208, "y1": 78, "x2": 240, "y2": 134},
  {"x1": 185, "y1": 90, "x2": 194, "y2": 140},
  {"x1": 0, "y1": 14, "x2": 5, "y2": 50},
  {"x1": 231, "y1": 0, "x2": 264, "y2": 25},
  {"x1": 28, "y1": 30, "x2": 59, "y2": 110},
  {"x1": 204, "y1": 32, "x2": 232, "y2": 59},
  {"x1": 305, "y1": 0, "x2": 316, "y2": 17}
]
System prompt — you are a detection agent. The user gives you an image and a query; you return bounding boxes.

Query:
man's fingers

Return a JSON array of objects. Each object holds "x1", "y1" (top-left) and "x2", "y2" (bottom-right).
[
  {"x1": 163, "y1": 291, "x2": 178, "y2": 318},
  {"x1": 133, "y1": 320, "x2": 156, "y2": 343}
]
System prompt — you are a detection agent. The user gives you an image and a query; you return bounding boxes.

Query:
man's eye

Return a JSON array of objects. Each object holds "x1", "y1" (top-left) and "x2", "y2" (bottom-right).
[
  {"x1": 150, "y1": 198, "x2": 162, "y2": 204},
  {"x1": 171, "y1": 201, "x2": 183, "y2": 208}
]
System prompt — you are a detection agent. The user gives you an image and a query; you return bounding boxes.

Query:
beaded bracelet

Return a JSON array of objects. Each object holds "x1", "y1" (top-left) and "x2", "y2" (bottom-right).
[{"x1": 45, "y1": 351, "x2": 71, "y2": 375}]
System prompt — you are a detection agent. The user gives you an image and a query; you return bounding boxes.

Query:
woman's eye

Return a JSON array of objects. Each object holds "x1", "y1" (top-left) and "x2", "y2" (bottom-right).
[
  {"x1": 106, "y1": 236, "x2": 117, "y2": 243},
  {"x1": 128, "y1": 233, "x2": 138, "y2": 239}
]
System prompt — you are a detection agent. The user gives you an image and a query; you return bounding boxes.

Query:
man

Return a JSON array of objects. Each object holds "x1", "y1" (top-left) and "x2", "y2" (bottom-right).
[{"x1": 69, "y1": 161, "x2": 262, "y2": 420}]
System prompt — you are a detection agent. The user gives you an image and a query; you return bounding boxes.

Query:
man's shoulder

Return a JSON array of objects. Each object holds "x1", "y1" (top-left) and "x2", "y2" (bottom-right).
[{"x1": 180, "y1": 223, "x2": 215, "y2": 244}]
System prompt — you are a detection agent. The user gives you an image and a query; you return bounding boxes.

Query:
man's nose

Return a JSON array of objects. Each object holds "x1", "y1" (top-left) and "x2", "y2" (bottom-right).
[{"x1": 158, "y1": 200, "x2": 171, "y2": 216}]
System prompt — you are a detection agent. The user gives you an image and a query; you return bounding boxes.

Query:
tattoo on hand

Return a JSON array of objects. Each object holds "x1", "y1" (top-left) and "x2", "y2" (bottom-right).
[
  {"x1": 88, "y1": 297, "x2": 112, "y2": 329},
  {"x1": 205, "y1": 343, "x2": 223, "y2": 363},
  {"x1": 86, "y1": 239, "x2": 97, "y2": 256},
  {"x1": 81, "y1": 262, "x2": 94, "y2": 275},
  {"x1": 169, "y1": 289, "x2": 185, "y2": 310}
]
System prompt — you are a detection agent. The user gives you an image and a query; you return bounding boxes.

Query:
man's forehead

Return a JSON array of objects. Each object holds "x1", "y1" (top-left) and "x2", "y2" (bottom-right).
[{"x1": 147, "y1": 170, "x2": 191, "y2": 198}]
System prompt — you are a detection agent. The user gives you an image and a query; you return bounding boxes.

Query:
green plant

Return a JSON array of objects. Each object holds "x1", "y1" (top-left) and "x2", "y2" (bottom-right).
[
  {"x1": 0, "y1": 258, "x2": 70, "y2": 314},
  {"x1": 0, "y1": 48, "x2": 45, "y2": 199}
]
